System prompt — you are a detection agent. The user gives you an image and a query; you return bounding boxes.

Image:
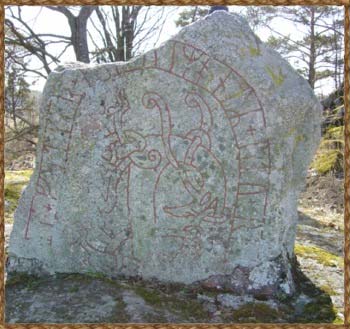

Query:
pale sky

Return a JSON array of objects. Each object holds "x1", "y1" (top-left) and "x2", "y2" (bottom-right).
[{"x1": 6, "y1": 6, "x2": 342, "y2": 97}]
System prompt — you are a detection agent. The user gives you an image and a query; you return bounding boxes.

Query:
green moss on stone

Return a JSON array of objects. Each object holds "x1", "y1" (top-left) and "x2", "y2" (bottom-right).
[
  {"x1": 232, "y1": 302, "x2": 279, "y2": 322},
  {"x1": 295, "y1": 134, "x2": 306, "y2": 143},
  {"x1": 61, "y1": 272, "x2": 120, "y2": 288},
  {"x1": 249, "y1": 46, "x2": 261, "y2": 56},
  {"x1": 6, "y1": 273, "x2": 43, "y2": 290},
  {"x1": 132, "y1": 284, "x2": 209, "y2": 321},
  {"x1": 299, "y1": 295, "x2": 336, "y2": 323},
  {"x1": 133, "y1": 286, "x2": 162, "y2": 305},
  {"x1": 265, "y1": 66, "x2": 285, "y2": 87},
  {"x1": 68, "y1": 285, "x2": 80, "y2": 293},
  {"x1": 167, "y1": 297, "x2": 209, "y2": 320}
]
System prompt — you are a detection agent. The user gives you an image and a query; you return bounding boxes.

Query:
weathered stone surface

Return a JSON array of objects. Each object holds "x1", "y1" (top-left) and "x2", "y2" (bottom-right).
[
  {"x1": 8, "y1": 12, "x2": 321, "y2": 296},
  {"x1": 5, "y1": 272, "x2": 337, "y2": 323}
]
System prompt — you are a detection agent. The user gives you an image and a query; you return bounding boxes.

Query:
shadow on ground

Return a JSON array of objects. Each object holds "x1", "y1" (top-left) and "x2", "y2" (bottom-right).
[{"x1": 297, "y1": 211, "x2": 343, "y2": 257}]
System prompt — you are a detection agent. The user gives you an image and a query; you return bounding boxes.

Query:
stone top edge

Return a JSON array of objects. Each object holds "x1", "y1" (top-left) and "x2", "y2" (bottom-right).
[{"x1": 51, "y1": 11, "x2": 250, "y2": 74}]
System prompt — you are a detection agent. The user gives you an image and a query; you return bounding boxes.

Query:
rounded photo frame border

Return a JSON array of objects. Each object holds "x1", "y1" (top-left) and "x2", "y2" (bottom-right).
[{"x1": 0, "y1": 1, "x2": 348, "y2": 327}]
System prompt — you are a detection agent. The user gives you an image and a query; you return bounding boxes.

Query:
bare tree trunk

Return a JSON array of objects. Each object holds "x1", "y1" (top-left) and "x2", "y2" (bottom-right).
[
  {"x1": 71, "y1": 7, "x2": 94, "y2": 63},
  {"x1": 92, "y1": 6, "x2": 168, "y2": 63},
  {"x1": 95, "y1": 7, "x2": 118, "y2": 62},
  {"x1": 334, "y1": 23, "x2": 339, "y2": 90},
  {"x1": 46, "y1": 6, "x2": 96, "y2": 63},
  {"x1": 114, "y1": 7, "x2": 124, "y2": 61},
  {"x1": 191, "y1": 6, "x2": 198, "y2": 23},
  {"x1": 95, "y1": 6, "x2": 139, "y2": 62},
  {"x1": 123, "y1": 6, "x2": 141, "y2": 61},
  {"x1": 308, "y1": 7, "x2": 316, "y2": 89}
]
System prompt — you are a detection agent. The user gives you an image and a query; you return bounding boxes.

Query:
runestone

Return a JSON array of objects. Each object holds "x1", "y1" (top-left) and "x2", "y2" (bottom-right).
[{"x1": 8, "y1": 12, "x2": 321, "y2": 296}]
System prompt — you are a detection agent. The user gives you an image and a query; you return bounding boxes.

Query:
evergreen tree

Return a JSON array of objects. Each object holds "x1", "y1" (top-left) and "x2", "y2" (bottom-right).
[
  {"x1": 175, "y1": 6, "x2": 208, "y2": 27},
  {"x1": 247, "y1": 6, "x2": 344, "y2": 91},
  {"x1": 175, "y1": 5, "x2": 344, "y2": 92}
]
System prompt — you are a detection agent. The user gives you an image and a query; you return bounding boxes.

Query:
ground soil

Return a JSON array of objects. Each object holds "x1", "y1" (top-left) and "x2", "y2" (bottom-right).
[{"x1": 296, "y1": 173, "x2": 344, "y2": 322}]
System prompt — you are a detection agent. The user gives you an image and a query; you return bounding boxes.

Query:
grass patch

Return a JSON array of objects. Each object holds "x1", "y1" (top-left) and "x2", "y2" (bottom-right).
[
  {"x1": 5, "y1": 170, "x2": 33, "y2": 181},
  {"x1": 333, "y1": 314, "x2": 344, "y2": 324},
  {"x1": 295, "y1": 244, "x2": 343, "y2": 268},
  {"x1": 5, "y1": 169, "x2": 33, "y2": 223},
  {"x1": 311, "y1": 149, "x2": 340, "y2": 175},
  {"x1": 320, "y1": 284, "x2": 338, "y2": 296},
  {"x1": 311, "y1": 125, "x2": 344, "y2": 175}
]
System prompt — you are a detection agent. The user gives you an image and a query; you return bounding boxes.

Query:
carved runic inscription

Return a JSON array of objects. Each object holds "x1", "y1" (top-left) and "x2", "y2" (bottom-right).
[
  {"x1": 8, "y1": 12, "x2": 322, "y2": 295},
  {"x1": 94, "y1": 41, "x2": 272, "y2": 266},
  {"x1": 21, "y1": 41, "x2": 271, "y2": 273}
]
